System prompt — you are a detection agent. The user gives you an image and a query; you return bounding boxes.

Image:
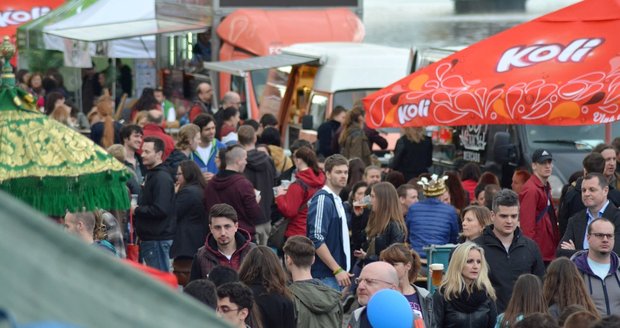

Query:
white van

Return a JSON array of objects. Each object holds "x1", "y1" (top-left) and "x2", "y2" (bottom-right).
[{"x1": 204, "y1": 42, "x2": 413, "y2": 149}]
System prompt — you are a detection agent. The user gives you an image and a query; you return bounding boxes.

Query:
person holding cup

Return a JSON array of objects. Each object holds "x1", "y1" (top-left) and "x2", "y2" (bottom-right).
[
  {"x1": 275, "y1": 146, "x2": 325, "y2": 239},
  {"x1": 432, "y1": 242, "x2": 497, "y2": 328}
]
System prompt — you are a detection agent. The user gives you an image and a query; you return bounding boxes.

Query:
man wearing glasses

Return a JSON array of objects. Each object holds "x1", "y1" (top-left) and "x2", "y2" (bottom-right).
[
  {"x1": 572, "y1": 217, "x2": 620, "y2": 316},
  {"x1": 558, "y1": 172, "x2": 620, "y2": 258},
  {"x1": 347, "y1": 261, "x2": 399, "y2": 328},
  {"x1": 216, "y1": 282, "x2": 255, "y2": 328}
]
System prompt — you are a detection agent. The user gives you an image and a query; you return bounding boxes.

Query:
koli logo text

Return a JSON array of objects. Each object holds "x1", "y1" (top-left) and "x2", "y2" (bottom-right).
[
  {"x1": 398, "y1": 99, "x2": 430, "y2": 125},
  {"x1": 0, "y1": 7, "x2": 51, "y2": 27},
  {"x1": 497, "y1": 38, "x2": 604, "y2": 73}
]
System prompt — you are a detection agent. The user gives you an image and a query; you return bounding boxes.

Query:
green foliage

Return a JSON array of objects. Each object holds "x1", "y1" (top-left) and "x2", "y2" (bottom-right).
[{"x1": 20, "y1": 49, "x2": 64, "y2": 73}]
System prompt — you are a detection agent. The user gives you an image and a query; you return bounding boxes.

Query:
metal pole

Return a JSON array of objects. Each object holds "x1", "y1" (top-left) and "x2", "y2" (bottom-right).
[{"x1": 606, "y1": 122, "x2": 612, "y2": 144}]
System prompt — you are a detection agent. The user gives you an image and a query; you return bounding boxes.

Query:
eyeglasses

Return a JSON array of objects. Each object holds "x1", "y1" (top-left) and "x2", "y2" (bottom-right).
[
  {"x1": 355, "y1": 277, "x2": 394, "y2": 287},
  {"x1": 216, "y1": 306, "x2": 241, "y2": 314},
  {"x1": 589, "y1": 233, "x2": 615, "y2": 240}
]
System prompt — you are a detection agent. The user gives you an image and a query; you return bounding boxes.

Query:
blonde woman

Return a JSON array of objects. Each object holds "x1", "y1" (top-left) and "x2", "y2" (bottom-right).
[
  {"x1": 389, "y1": 127, "x2": 432, "y2": 181},
  {"x1": 433, "y1": 242, "x2": 497, "y2": 328}
]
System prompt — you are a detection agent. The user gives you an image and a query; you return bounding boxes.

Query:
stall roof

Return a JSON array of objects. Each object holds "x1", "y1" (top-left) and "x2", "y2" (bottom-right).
[
  {"x1": 204, "y1": 53, "x2": 319, "y2": 76},
  {"x1": 18, "y1": 0, "x2": 210, "y2": 57},
  {"x1": 44, "y1": 0, "x2": 211, "y2": 42}
]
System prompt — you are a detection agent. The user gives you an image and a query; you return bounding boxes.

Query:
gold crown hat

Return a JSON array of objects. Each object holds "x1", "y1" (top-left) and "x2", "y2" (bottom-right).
[{"x1": 418, "y1": 174, "x2": 448, "y2": 197}]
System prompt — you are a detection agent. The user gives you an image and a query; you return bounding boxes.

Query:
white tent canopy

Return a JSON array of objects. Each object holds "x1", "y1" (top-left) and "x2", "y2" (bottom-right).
[
  {"x1": 44, "y1": 0, "x2": 209, "y2": 42},
  {"x1": 39, "y1": 0, "x2": 210, "y2": 62}
]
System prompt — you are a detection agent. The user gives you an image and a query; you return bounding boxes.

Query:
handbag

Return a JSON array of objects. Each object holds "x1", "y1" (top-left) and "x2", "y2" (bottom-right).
[
  {"x1": 267, "y1": 218, "x2": 290, "y2": 249},
  {"x1": 126, "y1": 210, "x2": 139, "y2": 262},
  {"x1": 267, "y1": 179, "x2": 311, "y2": 249}
]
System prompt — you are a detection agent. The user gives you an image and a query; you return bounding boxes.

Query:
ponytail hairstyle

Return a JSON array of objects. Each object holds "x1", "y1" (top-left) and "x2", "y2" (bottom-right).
[{"x1": 294, "y1": 146, "x2": 320, "y2": 175}]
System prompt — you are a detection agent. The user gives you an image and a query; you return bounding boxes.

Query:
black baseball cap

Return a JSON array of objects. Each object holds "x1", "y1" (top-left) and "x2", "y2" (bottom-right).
[{"x1": 532, "y1": 149, "x2": 553, "y2": 163}]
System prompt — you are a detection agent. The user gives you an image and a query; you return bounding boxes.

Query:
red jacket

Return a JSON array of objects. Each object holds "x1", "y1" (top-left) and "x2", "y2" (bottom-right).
[
  {"x1": 519, "y1": 175, "x2": 559, "y2": 262},
  {"x1": 142, "y1": 124, "x2": 175, "y2": 161},
  {"x1": 275, "y1": 168, "x2": 325, "y2": 237}
]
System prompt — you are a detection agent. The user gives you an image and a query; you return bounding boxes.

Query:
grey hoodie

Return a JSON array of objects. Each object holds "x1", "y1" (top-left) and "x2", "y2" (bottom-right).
[
  {"x1": 572, "y1": 250, "x2": 620, "y2": 315},
  {"x1": 288, "y1": 279, "x2": 343, "y2": 328}
]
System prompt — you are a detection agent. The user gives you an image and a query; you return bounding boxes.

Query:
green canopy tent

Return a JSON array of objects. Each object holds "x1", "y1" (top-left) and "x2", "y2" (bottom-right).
[
  {"x1": 0, "y1": 37, "x2": 129, "y2": 216},
  {"x1": 0, "y1": 189, "x2": 229, "y2": 327}
]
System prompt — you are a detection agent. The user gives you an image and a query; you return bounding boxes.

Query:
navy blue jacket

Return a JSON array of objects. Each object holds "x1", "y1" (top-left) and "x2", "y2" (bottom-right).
[
  {"x1": 406, "y1": 198, "x2": 459, "y2": 258},
  {"x1": 307, "y1": 188, "x2": 348, "y2": 278}
]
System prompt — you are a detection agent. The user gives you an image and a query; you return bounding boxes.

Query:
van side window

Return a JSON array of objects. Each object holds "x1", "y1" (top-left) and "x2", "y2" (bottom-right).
[{"x1": 309, "y1": 94, "x2": 328, "y2": 130}]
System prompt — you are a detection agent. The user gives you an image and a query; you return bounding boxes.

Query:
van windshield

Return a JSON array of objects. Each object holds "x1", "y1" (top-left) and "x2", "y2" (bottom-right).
[
  {"x1": 250, "y1": 67, "x2": 291, "y2": 118},
  {"x1": 525, "y1": 124, "x2": 620, "y2": 150}
]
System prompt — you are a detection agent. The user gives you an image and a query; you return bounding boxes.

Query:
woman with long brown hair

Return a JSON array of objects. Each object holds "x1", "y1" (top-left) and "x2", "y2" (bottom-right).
[
  {"x1": 90, "y1": 96, "x2": 121, "y2": 148},
  {"x1": 353, "y1": 182, "x2": 407, "y2": 263},
  {"x1": 338, "y1": 107, "x2": 373, "y2": 166},
  {"x1": 390, "y1": 127, "x2": 433, "y2": 181},
  {"x1": 496, "y1": 274, "x2": 547, "y2": 328},
  {"x1": 171, "y1": 160, "x2": 208, "y2": 286},
  {"x1": 542, "y1": 257, "x2": 600, "y2": 319},
  {"x1": 238, "y1": 246, "x2": 295, "y2": 328},
  {"x1": 445, "y1": 171, "x2": 469, "y2": 213}
]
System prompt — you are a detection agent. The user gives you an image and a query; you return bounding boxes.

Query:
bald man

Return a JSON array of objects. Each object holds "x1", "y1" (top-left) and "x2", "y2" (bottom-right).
[
  {"x1": 222, "y1": 91, "x2": 241, "y2": 110},
  {"x1": 348, "y1": 262, "x2": 399, "y2": 327}
]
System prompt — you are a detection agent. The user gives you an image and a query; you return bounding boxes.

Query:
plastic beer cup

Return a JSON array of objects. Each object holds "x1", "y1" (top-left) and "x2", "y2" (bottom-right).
[{"x1": 430, "y1": 263, "x2": 444, "y2": 286}]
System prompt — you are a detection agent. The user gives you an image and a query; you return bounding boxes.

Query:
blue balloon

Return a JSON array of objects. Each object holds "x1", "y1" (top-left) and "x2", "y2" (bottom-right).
[{"x1": 367, "y1": 289, "x2": 414, "y2": 328}]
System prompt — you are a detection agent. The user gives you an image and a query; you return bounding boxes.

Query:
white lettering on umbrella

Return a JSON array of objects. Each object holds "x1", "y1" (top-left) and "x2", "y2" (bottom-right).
[
  {"x1": 0, "y1": 7, "x2": 51, "y2": 27},
  {"x1": 497, "y1": 38, "x2": 604, "y2": 73},
  {"x1": 397, "y1": 99, "x2": 430, "y2": 125}
]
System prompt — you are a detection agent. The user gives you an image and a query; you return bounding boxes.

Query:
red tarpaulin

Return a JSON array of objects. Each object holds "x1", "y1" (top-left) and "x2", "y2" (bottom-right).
[{"x1": 364, "y1": 0, "x2": 620, "y2": 128}]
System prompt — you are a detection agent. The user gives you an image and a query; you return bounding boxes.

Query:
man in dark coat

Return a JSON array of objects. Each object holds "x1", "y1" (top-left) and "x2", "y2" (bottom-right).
[
  {"x1": 189, "y1": 204, "x2": 256, "y2": 281},
  {"x1": 474, "y1": 189, "x2": 545, "y2": 313},
  {"x1": 204, "y1": 145, "x2": 264, "y2": 236},
  {"x1": 558, "y1": 173, "x2": 620, "y2": 258},
  {"x1": 238, "y1": 125, "x2": 276, "y2": 246},
  {"x1": 132, "y1": 137, "x2": 176, "y2": 272}
]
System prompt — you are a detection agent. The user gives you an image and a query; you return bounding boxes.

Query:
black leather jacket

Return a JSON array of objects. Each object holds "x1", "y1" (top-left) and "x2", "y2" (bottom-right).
[{"x1": 432, "y1": 289, "x2": 497, "y2": 328}]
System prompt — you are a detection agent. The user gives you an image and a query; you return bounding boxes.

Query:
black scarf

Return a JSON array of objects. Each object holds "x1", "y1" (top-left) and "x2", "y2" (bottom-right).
[{"x1": 448, "y1": 286, "x2": 489, "y2": 313}]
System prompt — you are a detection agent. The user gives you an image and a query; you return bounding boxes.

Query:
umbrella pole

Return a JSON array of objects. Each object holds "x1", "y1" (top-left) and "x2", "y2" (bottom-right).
[{"x1": 605, "y1": 122, "x2": 612, "y2": 144}]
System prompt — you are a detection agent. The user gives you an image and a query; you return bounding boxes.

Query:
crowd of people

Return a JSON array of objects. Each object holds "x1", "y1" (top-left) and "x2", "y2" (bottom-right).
[{"x1": 47, "y1": 80, "x2": 620, "y2": 328}]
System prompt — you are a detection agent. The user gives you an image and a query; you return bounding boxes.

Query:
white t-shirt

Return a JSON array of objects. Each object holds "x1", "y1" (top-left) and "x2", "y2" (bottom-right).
[
  {"x1": 588, "y1": 257, "x2": 611, "y2": 280},
  {"x1": 195, "y1": 143, "x2": 214, "y2": 165},
  {"x1": 323, "y1": 185, "x2": 351, "y2": 272}
]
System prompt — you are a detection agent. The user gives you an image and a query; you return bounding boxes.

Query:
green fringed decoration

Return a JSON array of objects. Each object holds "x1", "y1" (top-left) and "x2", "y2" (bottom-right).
[{"x1": 0, "y1": 170, "x2": 130, "y2": 217}]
